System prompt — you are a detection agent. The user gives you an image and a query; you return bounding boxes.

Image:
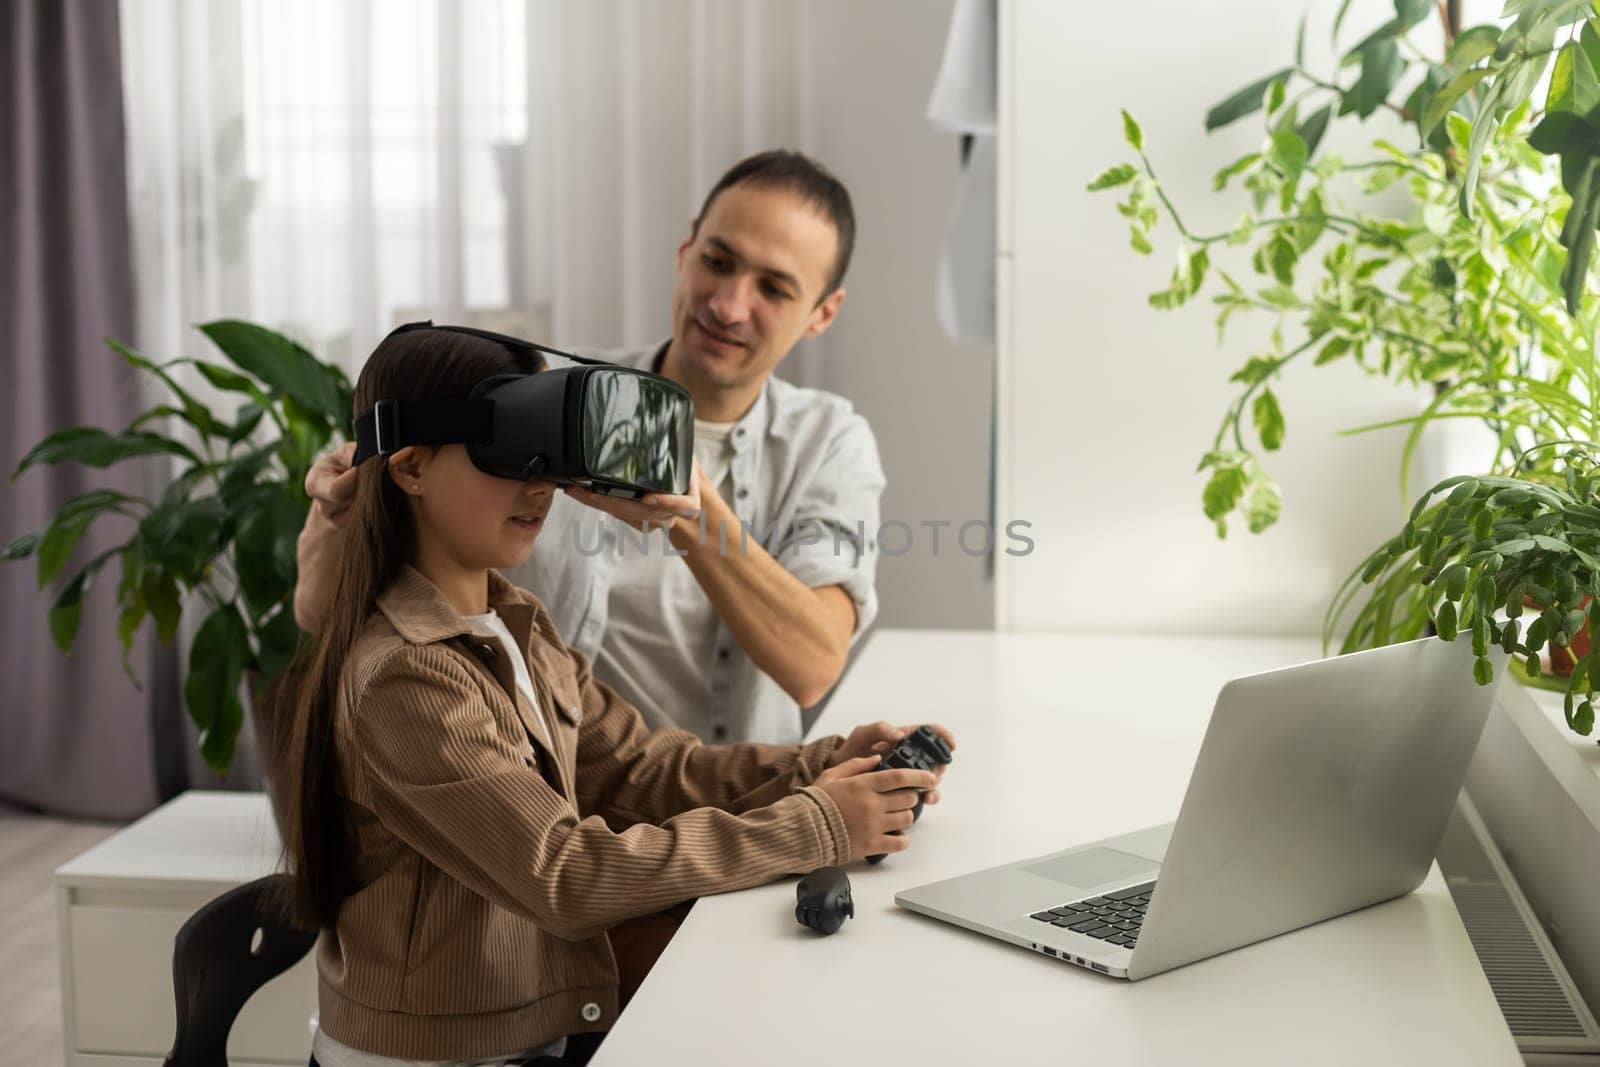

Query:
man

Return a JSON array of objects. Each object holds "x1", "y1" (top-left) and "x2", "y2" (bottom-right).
[{"x1": 296, "y1": 150, "x2": 887, "y2": 746}]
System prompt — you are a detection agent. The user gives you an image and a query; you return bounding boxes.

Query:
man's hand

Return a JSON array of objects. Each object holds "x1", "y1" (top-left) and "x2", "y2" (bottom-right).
[
  {"x1": 826, "y1": 722, "x2": 956, "y2": 806},
  {"x1": 306, "y1": 442, "x2": 359, "y2": 523},
  {"x1": 564, "y1": 459, "x2": 705, "y2": 533}
]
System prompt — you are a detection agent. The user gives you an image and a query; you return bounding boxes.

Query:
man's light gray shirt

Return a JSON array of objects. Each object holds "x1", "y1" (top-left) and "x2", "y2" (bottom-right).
[{"x1": 503, "y1": 342, "x2": 886, "y2": 745}]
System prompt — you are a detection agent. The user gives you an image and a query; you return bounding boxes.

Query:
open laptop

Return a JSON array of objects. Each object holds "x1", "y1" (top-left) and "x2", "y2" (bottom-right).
[{"x1": 895, "y1": 636, "x2": 1505, "y2": 980}]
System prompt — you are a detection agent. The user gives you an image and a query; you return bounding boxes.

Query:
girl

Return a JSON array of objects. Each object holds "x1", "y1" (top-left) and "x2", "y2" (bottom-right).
[{"x1": 274, "y1": 326, "x2": 950, "y2": 1067}]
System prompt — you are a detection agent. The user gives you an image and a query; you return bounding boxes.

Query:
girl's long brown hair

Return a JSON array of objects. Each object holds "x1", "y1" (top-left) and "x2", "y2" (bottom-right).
[{"x1": 273, "y1": 326, "x2": 541, "y2": 928}]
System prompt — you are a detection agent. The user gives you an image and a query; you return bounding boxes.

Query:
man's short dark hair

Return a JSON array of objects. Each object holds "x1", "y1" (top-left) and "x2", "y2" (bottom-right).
[{"x1": 692, "y1": 149, "x2": 856, "y2": 300}]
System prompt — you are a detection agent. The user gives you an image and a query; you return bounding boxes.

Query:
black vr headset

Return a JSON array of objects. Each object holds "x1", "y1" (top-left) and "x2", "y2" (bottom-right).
[{"x1": 352, "y1": 321, "x2": 694, "y2": 499}]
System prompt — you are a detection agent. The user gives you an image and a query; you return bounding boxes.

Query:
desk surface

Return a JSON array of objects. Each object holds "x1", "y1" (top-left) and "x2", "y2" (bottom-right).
[{"x1": 593, "y1": 630, "x2": 1521, "y2": 1066}]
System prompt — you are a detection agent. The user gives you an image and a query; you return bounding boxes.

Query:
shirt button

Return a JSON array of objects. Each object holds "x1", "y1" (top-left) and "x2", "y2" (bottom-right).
[
  {"x1": 717, "y1": 647, "x2": 730, "y2": 660},
  {"x1": 713, "y1": 726, "x2": 728, "y2": 741},
  {"x1": 736, "y1": 487, "x2": 749, "y2": 499},
  {"x1": 570, "y1": 705, "x2": 583, "y2": 724},
  {"x1": 735, "y1": 427, "x2": 746, "y2": 438},
  {"x1": 581, "y1": 1002, "x2": 602, "y2": 1023}
]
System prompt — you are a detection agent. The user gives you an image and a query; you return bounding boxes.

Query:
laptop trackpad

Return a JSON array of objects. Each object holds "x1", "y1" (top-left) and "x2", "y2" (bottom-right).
[{"x1": 1022, "y1": 847, "x2": 1157, "y2": 890}]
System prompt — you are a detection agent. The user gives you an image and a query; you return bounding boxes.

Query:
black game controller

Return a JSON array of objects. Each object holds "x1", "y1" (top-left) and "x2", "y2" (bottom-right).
[
  {"x1": 795, "y1": 866, "x2": 854, "y2": 934},
  {"x1": 867, "y1": 725, "x2": 953, "y2": 863}
]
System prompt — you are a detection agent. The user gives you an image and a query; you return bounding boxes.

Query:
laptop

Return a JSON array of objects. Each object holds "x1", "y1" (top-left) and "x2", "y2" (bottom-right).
[{"x1": 895, "y1": 636, "x2": 1505, "y2": 980}]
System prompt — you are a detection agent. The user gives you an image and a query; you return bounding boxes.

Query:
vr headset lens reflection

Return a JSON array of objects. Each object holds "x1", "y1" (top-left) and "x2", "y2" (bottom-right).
[{"x1": 352, "y1": 322, "x2": 694, "y2": 498}]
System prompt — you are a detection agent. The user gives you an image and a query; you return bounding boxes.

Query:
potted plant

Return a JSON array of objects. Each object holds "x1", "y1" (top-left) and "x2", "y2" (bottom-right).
[
  {"x1": 3, "y1": 321, "x2": 353, "y2": 773},
  {"x1": 1091, "y1": 0, "x2": 1600, "y2": 739}
]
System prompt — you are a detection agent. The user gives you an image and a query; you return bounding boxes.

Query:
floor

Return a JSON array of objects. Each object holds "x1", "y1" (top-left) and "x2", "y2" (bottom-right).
[{"x1": 0, "y1": 804, "x2": 120, "y2": 1067}]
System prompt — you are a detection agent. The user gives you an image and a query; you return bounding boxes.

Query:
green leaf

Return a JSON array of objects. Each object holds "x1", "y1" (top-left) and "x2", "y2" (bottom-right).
[
  {"x1": 184, "y1": 603, "x2": 251, "y2": 775},
  {"x1": 1266, "y1": 78, "x2": 1287, "y2": 116},
  {"x1": 1437, "y1": 600, "x2": 1459, "y2": 641},
  {"x1": 1315, "y1": 337, "x2": 1352, "y2": 365},
  {"x1": 144, "y1": 569, "x2": 182, "y2": 643},
  {"x1": 1546, "y1": 38, "x2": 1600, "y2": 115},
  {"x1": 234, "y1": 491, "x2": 306, "y2": 619},
  {"x1": 107, "y1": 340, "x2": 220, "y2": 441},
  {"x1": 1203, "y1": 465, "x2": 1249, "y2": 536},
  {"x1": 187, "y1": 358, "x2": 258, "y2": 395},
  {"x1": 1212, "y1": 153, "x2": 1261, "y2": 191},
  {"x1": 138, "y1": 497, "x2": 227, "y2": 587},
  {"x1": 1268, "y1": 129, "x2": 1308, "y2": 192},
  {"x1": 1292, "y1": 190, "x2": 1326, "y2": 251},
  {"x1": 256, "y1": 606, "x2": 303, "y2": 682},
  {"x1": 1297, "y1": 106, "x2": 1333, "y2": 159},
  {"x1": 48, "y1": 548, "x2": 119, "y2": 653},
  {"x1": 1422, "y1": 68, "x2": 1489, "y2": 138},
  {"x1": 1121, "y1": 110, "x2": 1144, "y2": 151},
  {"x1": 1087, "y1": 163, "x2": 1138, "y2": 191},
  {"x1": 1130, "y1": 229, "x2": 1153, "y2": 255},
  {"x1": 1474, "y1": 655, "x2": 1496, "y2": 685},
  {"x1": 1333, "y1": 0, "x2": 1358, "y2": 44},
  {"x1": 1459, "y1": 78, "x2": 1504, "y2": 216},
  {"x1": 225, "y1": 402, "x2": 267, "y2": 445},
  {"x1": 1230, "y1": 356, "x2": 1278, "y2": 386},
  {"x1": 1253, "y1": 389, "x2": 1286, "y2": 451},
  {"x1": 1204, "y1": 68, "x2": 1295, "y2": 132},
  {"x1": 27, "y1": 489, "x2": 142, "y2": 587},
  {"x1": 1576, "y1": 700, "x2": 1596, "y2": 735},
  {"x1": 3, "y1": 531, "x2": 41, "y2": 561},
  {"x1": 1245, "y1": 477, "x2": 1283, "y2": 533},
  {"x1": 1395, "y1": 0, "x2": 1432, "y2": 29},
  {"x1": 1448, "y1": 25, "x2": 1501, "y2": 71},
  {"x1": 1350, "y1": 38, "x2": 1405, "y2": 119},
  {"x1": 10, "y1": 427, "x2": 201, "y2": 479},
  {"x1": 198, "y1": 320, "x2": 348, "y2": 426}
]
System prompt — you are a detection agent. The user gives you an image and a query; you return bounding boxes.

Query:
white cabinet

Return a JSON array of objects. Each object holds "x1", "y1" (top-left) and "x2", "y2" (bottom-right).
[{"x1": 54, "y1": 792, "x2": 316, "y2": 1067}]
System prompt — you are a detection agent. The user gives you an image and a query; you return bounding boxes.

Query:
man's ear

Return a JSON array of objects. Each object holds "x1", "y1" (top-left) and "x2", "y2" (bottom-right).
[
  {"x1": 803, "y1": 286, "x2": 846, "y2": 339},
  {"x1": 675, "y1": 218, "x2": 698, "y2": 270},
  {"x1": 386, "y1": 446, "x2": 429, "y2": 495}
]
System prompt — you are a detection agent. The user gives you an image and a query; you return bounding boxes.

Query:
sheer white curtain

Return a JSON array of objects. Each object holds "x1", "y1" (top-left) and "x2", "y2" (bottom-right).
[{"x1": 120, "y1": 0, "x2": 827, "y2": 386}]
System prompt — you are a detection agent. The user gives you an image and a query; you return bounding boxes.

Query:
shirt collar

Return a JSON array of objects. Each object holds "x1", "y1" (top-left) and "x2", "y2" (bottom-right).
[{"x1": 376, "y1": 565, "x2": 533, "y2": 647}]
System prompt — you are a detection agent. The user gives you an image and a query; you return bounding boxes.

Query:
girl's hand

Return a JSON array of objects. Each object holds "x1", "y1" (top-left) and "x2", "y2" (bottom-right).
[
  {"x1": 814, "y1": 756, "x2": 938, "y2": 862},
  {"x1": 828, "y1": 722, "x2": 956, "y2": 806}
]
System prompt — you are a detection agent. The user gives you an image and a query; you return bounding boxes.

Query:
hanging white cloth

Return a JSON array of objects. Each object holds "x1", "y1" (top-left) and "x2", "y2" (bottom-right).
[{"x1": 926, "y1": 0, "x2": 997, "y2": 344}]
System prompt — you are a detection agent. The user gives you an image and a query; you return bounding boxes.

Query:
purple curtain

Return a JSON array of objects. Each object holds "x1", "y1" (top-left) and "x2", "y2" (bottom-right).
[{"x1": 1, "y1": 0, "x2": 167, "y2": 819}]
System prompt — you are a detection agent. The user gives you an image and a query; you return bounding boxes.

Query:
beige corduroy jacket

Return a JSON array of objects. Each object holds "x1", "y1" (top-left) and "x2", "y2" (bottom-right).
[{"x1": 317, "y1": 565, "x2": 849, "y2": 1060}]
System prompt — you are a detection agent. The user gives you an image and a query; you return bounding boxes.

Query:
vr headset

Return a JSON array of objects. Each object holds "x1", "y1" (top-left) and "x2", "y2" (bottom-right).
[{"x1": 352, "y1": 321, "x2": 694, "y2": 498}]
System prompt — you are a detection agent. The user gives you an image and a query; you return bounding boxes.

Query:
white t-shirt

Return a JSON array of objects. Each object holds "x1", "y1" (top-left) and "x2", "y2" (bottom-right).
[
  {"x1": 460, "y1": 609, "x2": 551, "y2": 750},
  {"x1": 594, "y1": 418, "x2": 736, "y2": 734}
]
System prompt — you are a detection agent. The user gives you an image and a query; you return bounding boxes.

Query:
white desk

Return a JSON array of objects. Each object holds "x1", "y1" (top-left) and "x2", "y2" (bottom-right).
[
  {"x1": 593, "y1": 630, "x2": 1522, "y2": 1066},
  {"x1": 54, "y1": 792, "x2": 316, "y2": 1066}
]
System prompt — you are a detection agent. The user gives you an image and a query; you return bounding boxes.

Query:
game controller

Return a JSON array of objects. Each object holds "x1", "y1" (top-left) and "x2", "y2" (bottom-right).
[
  {"x1": 867, "y1": 725, "x2": 953, "y2": 863},
  {"x1": 795, "y1": 866, "x2": 854, "y2": 934}
]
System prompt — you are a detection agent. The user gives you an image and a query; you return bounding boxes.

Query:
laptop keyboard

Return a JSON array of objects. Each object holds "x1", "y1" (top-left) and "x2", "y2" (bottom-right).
[{"x1": 1028, "y1": 880, "x2": 1155, "y2": 949}]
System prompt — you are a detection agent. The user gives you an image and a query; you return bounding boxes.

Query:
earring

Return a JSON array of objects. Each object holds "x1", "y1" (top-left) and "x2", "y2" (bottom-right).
[{"x1": 412, "y1": 483, "x2": 420, "y2": 491}]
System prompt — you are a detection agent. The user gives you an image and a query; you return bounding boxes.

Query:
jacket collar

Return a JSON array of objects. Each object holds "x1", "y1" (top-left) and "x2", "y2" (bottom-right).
[{"x1": 376, "y1": 565, "x2": 534, "y2": 647}]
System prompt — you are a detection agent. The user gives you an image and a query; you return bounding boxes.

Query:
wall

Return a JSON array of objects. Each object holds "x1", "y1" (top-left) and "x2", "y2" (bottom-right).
[
  {"x1": 802, "y1": 0, "x2": 997, "y2": 631},
  {"x1": 997, "y1": 0, "x2": 1487, "y2": 637}
]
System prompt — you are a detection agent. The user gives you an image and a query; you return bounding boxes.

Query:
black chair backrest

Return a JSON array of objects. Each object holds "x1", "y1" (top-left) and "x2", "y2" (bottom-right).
[{"x1": 163, "y1": 874, "x2": 318, "y2": 1067}]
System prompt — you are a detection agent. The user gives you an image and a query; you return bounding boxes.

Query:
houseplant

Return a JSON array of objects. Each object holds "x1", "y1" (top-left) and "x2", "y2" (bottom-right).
[
  {"x1": 1091, "y1": 0, "x2": 1600, "y2": 738},
  {"x1": 3, "y1": 321, "x2": 353, "y2": 773}
]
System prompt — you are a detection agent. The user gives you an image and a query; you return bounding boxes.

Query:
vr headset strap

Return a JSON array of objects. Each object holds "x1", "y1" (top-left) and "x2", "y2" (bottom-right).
[{"x1": 352, "y1": 397, "x2": 494, "y2": 464}]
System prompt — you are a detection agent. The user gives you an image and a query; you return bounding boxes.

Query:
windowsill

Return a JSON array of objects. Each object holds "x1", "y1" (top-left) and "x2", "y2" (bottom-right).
[{"x1": 1498, "y1": 680, "x2": 1600, "y2": 834}]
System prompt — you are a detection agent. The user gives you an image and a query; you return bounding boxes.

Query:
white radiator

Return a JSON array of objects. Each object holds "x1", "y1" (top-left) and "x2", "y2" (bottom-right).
[{"x1": 1440, "y1": 794, "x2": 1600, "y2": 1064}]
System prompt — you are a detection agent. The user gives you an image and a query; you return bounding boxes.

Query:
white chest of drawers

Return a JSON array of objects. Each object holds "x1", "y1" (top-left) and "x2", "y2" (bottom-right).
[{"x1": 54, "y1": 791, "x2": 316, "y2": 1067}]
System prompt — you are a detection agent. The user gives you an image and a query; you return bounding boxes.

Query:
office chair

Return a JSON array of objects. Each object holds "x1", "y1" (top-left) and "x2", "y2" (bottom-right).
[{"x1": 163, "y1": 874, "x2": 317, "y2": 1067}]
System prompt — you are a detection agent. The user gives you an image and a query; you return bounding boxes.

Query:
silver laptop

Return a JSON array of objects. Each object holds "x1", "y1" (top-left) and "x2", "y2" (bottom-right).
[{"x1": 895, "y1": 636, "x2": 1505, "y2": 980}]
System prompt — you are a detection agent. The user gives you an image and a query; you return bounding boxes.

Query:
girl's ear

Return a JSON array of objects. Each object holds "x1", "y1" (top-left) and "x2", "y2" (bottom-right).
[{"x1": 386, "y1": 446, "x2": 429, "y2": 495}]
